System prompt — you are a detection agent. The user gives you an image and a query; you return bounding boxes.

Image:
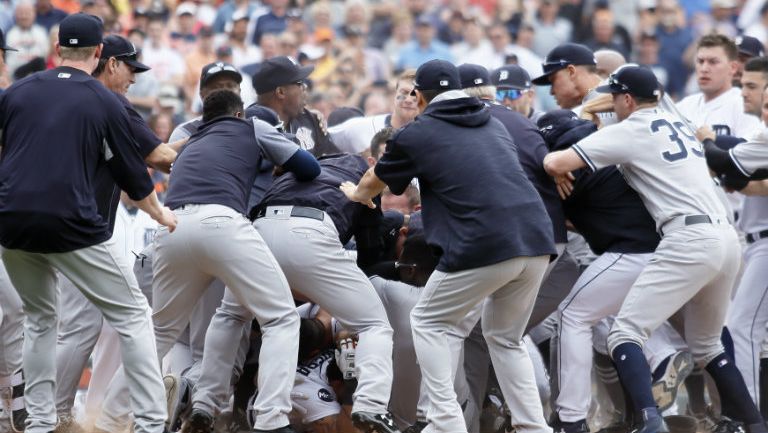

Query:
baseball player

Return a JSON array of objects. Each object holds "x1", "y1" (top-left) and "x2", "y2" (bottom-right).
[
  {"x1": 537, "y1": 109, "x2": 690, "y2": 432},
  {"x1": 328, "y1": 69, "x2": 418, "y2": 154},
  {"x1": 342, "y1": 60, "x2": 556, "y2": 433},
  {"x1": 249, "y1": 56, "x2": 340, "y2": 157},
  {"x1": 544, "y1": 65, "x2": 764, "y2": 433},
  {"x1": 491, "y1": 64, "x2": 543, "y2": 123},
  {"x1": 0, "y1": 13, "x2": 176, "y2": 433},
  {"x1": 54, "y1": 34, "x2": 179, "y2": 430}
]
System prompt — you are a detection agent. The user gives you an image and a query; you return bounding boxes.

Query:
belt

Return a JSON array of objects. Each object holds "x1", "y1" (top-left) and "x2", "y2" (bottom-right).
[
  {"x1": 254, "y1": 205, "x2": 324, "y2": 221},
  {"x1": 658, "y1": 214, "x2": 724, "y2": 237},
  {"x1": 746, "y1": 230, "x2": 768, "y2": 244}
]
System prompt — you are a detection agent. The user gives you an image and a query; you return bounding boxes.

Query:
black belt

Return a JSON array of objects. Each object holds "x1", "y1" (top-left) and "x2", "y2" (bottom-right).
[
  {"x1": 746, "y1": 230, "x2": 768, "y2": 244},
  {"x1": 684, "y1": 215, "x2": 712, "y2": 225},
  {"x1": 254, "y1": 206, "x2": 324, "y2": 221}
]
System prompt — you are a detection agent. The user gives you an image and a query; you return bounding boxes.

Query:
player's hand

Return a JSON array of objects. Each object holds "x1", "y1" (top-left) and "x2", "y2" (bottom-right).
[
  {"x1": 308, "y1": 108, "x2": 329, "y2": 135},
  {"x1": 335, "y1": 336, "x2": 357, "y2": 380},
  {"x1": 554, "y1": 172, "x2": 575, "y2": 199},
  {"x1": 155, "y1": 207, "x2": 178, "y2": 232},
  {"x1": 582, "y1": 94, "x2": 614, "y2": 114},
  {"x1": 695, "y1": 125, "x2": 716, "y2": 142},
  {"x1": 340, "y1": 181, "x2": 376, "y2": 209}
]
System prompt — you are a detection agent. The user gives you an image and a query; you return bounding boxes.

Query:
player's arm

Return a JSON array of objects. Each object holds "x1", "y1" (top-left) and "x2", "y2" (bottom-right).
[
  {"x1": 254, "y1": 118, "x2": 321, "y2": 181},
  {"x1": 543, "y1": 149, "x2": 583, "y2": 199},
  {"x1": 340, "y1": 167, "x2": 387, "y2": 209},
  {"x1": 740, "y1": 179, "x2": 768, "y2": 196},
  {"x1": 144, "y1": 142, "x2": 178, "y2": 173}
]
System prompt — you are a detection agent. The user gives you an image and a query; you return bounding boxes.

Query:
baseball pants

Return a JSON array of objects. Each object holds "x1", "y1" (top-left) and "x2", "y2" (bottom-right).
[
  {"x1": 1, "y1": 236, "x2": 167, "y2": 433},
  {"x1": 608, "y1": 224, "x2": 741, "y2": 365},
  {"x1": 253, "y1": 207, "x2": 394, "y2": 415},
  {"x1": 0, "y1": 261, "x2": 23, "y2": 431},
  {"x1": 99, "y1": 203, "x2": 299, "y2": 432},
  {"x1": 555, "y1": 252, "x2": 652, "y2": 422},
  {"x1": 411, "y1": 254, "x2": 551, "y2": 433},
  {"x1": 727, "y1": 237, "x2": 768, "y2": 403}
]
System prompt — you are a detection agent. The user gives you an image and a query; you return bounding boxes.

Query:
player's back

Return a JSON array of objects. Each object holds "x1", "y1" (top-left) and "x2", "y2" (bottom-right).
[{"x1": 617, "y1": 107, "x2": 727, "y2": 227}]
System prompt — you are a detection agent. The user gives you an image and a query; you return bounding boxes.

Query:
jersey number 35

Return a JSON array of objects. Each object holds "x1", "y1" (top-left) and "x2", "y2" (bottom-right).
[{"x1": 650, "y1": 119, "x2": 704, "y2": 163}]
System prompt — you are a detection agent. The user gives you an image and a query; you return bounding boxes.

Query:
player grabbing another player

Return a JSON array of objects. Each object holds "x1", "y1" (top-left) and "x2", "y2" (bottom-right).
[{"x1": 544, "y1": 65, "x2": 765, "y2": 433}]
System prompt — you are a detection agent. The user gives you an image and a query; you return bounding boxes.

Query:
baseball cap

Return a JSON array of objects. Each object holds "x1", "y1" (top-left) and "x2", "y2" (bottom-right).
[
  {"x1": 58, "y1": 13, "x2": 104, "y2": 48},
  {"x1": 458, "y1": 63, "x2": 490, "y2": 89},
  {"x1": 245, "y1": 104, "x2": 282, "y2": 127},
  {"x1": 413, "y1": 59, "x2": 461, "y2": 92},
  {"x1": 252, "y1": 56, "x2": 314, "y2": 95},
  {"x1": 532, "y1": 43, "x2": 596, "y2": 85},
  {"x1": 101, "y1": 34, "x2": 150, "y2": 73},
  {"x1": 595, "y1": 65, "x2": 661, "y2": 99},
  {"x1": 0, "y1": 28, "x2": 17, "y2": 52},
  {"x1": 328, "y1": 106, "x2": 364, "y2": 127},
  {"x1": 736, "y1": 35, "x2": 765, "y2": 58},
  {"x1": 492, "y1": 64, "x2": 532, "y2": 90},
  {"x1": 200, "y1": 61, "x2": 242, "y2": 88},
  {"x1": 175, "y1": 2, "x2": 197, "y2": 17}
]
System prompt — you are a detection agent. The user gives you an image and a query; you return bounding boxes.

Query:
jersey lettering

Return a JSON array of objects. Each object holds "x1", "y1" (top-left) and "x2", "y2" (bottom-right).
[{"x1": 651, "y1": 119, "x2": 703, "y2": 163}]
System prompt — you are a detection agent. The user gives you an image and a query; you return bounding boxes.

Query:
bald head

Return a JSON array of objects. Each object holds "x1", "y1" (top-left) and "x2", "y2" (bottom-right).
[{"x1": 595, "y1": 50, "x2": 627, "y2": 78}]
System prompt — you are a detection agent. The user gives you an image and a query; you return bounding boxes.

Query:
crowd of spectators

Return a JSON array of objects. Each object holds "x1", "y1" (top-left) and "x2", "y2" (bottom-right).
[{"x1": 1, "y1": 0, "x2": 768, "y2": 130}]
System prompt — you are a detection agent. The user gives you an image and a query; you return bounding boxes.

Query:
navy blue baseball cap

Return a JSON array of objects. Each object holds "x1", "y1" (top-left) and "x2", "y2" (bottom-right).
[
  {"x1": 493, "y1": 64, "x2": 531, "y2": 90},
  {"x1": 458, "y1": 63, "x2": 490, "y2": 89},
  {"x1": 101, "y1": 35, "x2": 150, "y2": 73},
  {"x1": 736, "y1": 35, "x2": 765, "y2": 58},
  {"x1": 0, "y1": 28, "x2": 16, "y2": 52},
  {"x1": 58, "y1": 13, "x2": 104, "y2": 48},
  {"x1": 413, "y1": 59, "x2": 461, "y2": 92},
  {"x1": 532, "y1": 43, "x2": 596, "y2": 85},
  {"x1": 595, "y1": 65, "x2": 660, "y2": 99},
  {"x1": 245, "y1": 104, "x2": 281, "y2": 126},
  {"x1": 252, "y1": 56, "x2": 314, "y2": 95},
  {"x1": 200, "y1": 61, "x2": 242, "y2": 88}
]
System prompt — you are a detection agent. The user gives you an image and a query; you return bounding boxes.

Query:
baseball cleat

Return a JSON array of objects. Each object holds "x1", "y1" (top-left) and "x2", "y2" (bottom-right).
[
  {"x1": 181, "y1": 409, "x2": 214, "y2": 433},
  {"x1": 164, "y1": 374, "x2": 191, "y2": 432},
  {"x1": 712, "y1": 418, "x2": 746, "y2": 433},
  {"x1": 351, "y1": 411, "x2": 401, "y2": 433},
  {"x1": 53, "y1": 415, "x2": 84, "y2": 433},
  {"x1": 552, "y1": 418, "x2": 589, "y2": 433},
  {"x1": 663, "y1": 415, "x2": 697, "y2": 433},
  {"x1": 631, "y1": 408, "x2": 668, "y2": 433},
  {"x1": 403, "y1": 421, "x2": 428, "y2": 433},
  {"x1": 652, "y1": 351, "x2": 694, "y2": 411}
]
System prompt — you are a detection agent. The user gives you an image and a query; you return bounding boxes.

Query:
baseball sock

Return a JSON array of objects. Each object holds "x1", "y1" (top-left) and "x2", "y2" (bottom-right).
[
  {"x1": 594, "y1": 351, "x2": 628, "y2": 420},
  {"x1": 537, "y1": 338, "x2": 551, "y2": 373},
  {"x1": 760, "y1": 358, "x2": 768, "y2": 419},
  {"x1": 721, "y1": 327, "x2": 735, "y2": 362},
  {"x1": 9, "y1": 369, "x2": 25, "y2": 432},
  {"x1": 611, "y1": 343, "x2": 656, "y2": 414},
  {"x1": 683, "y1": 368, "x2": 708, "y2": 415},
  {"x1": 706, "y1": 353, "x2": 762, "y2": 425}
]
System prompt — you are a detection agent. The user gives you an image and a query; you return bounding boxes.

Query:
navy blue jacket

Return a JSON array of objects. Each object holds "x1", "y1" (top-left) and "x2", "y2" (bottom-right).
[
  {"x1": 486, "y1": 102, "x2": 567, "y2": 244},
  {"x1": 375, "y1": 95, "x2": 556, "y2": 272},
  {"x1": 543, "y1": 116, "x2": 659, "y2": 254},
  {"x1": 0, "y1": 67, "x2": 154, "y2": 253}
]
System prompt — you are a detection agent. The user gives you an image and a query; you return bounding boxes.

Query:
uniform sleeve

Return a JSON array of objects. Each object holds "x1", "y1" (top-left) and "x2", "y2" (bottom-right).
[
  {"x1": 101, "y1": 91, "x2": 154, "y2": 201},
  {"x1": 571, "y1": 127, "x2": 630, "y2": 172},
  {"x1": 252, "y1": 118, "x2": 302, "y2": 165},
  {"x1": 168, "y1": 122, "x2": 193, "y2": 142},
  {"x1": 123, "y1": 98, "x2": 162, "y2": 158},
  {"x1": 729, "y1": 138, "x2": 768, "y2": 176},
  {"x1": 329, "y1": 118, "x2": 369, "y2": 154},
  {"x1": 374, "y1": 135, "x2": 418, "y2": 195}
]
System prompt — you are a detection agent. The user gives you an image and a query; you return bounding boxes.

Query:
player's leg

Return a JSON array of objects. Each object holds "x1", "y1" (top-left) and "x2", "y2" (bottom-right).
[
  {"x1": 725, "y1": 239, "x2": 768, "y2": 403},
  {"x1": 55, "y1": 276, "x2": 103, "y2": 425},
  {"x1": 202, "y1": 208, "x2": 299, "y2": 432},
  {"x1": 48, "y1": 236, "x2": 168, "y2": 433},
  {"x1": 481, "y1": 255, "x2": 550, "y2": 433},
  {"x1": 0, "y1": 259, "x2": 25, "y2": 433},
  {"x1": 254, "y1": 215, "x2": 395, "y2": 425},
  {"x1": 685, "y1": 228, "x2": 764, "y2": 431},
  {"x1": 607, "y1": 227, "x2": 731, "y2": 431},
  {"x1": 526, "y1": 247, "x2": 579, "y2": 334},
  {"x1": 1, "y1": 248, "x2": 60, "y2": 433},
  {"x1": 81, "y1": 322, "x2": 122, "y2": 429},
  {"x1": 555, "y1": 252, "x2": 650, "y2": 429}
]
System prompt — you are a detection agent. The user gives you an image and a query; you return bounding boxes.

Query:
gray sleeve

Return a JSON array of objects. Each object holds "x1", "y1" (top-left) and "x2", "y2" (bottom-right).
[
  {"x1": 252, "y1": 118, "x2": 300, "y2": 165},
  {"x1": 571, "y1": 126, "x2": 631, "y2": 171},
  {"x1": 730, "y1": 137, "x2": 768, "y2": 176},
  {"x1": 168, "y1": 121, "x2": 192, "y2": 143}
]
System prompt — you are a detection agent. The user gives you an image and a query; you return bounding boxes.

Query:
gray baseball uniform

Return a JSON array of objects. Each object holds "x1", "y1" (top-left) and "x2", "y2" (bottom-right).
[
  {"x1": 730, "y1": 129, "x2": 768, "y2": 176},
  {"x1": 572, "y1": 106, "x2": 739, "y2": 363},
  {"x1": 0, "y1": 260, "x2": 23, "y2": 433}
]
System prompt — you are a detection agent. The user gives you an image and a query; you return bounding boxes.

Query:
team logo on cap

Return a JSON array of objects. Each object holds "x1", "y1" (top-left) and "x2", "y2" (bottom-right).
[
  {"x1": 69, "y1": 38, "x2": 78, "y2": 45},
  {"x1": 499, "y1": 70, "x2": 509, "y2": 80},
  {"x1": 473, "y1": 78, "x2": 483, "y2": 85},
  {"x1": 439, "y1": 80, "x2": 449, "y2": 87}
]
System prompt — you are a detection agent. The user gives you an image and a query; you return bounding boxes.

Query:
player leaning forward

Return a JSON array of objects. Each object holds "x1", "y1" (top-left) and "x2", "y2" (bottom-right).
[
  {"x1": 544, "y1": 65, "x2": 766, "y2": 433},
  {"x1": 342, "y1": 59, "x2": 557, "y2": 433}
]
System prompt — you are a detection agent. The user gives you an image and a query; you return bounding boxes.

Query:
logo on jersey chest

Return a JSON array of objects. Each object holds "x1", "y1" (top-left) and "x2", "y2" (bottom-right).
[
  {"x1": 317, "y1": 388, "x2": 334, "y2": 402},
  {"x1": 295, "y1": 127, "x2": 315, "y2": 151}
]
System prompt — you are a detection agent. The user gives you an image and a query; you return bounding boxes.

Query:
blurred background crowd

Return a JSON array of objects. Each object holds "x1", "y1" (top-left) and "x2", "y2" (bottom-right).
[{"x1": 1, "y1": 0, "x2": 767, "y2": 140}]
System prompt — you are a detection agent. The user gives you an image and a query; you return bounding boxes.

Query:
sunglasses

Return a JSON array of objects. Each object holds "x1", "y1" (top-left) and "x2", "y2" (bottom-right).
[
  {"x1": 206, "y1": 63, "x2": 238, "y2": 75},
  {"x1": 607, "y1": 74, "x2": 630, "y2": 93},
  {"x1": 496, "y1": 88, "x2": 524, "y2": 101}
]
